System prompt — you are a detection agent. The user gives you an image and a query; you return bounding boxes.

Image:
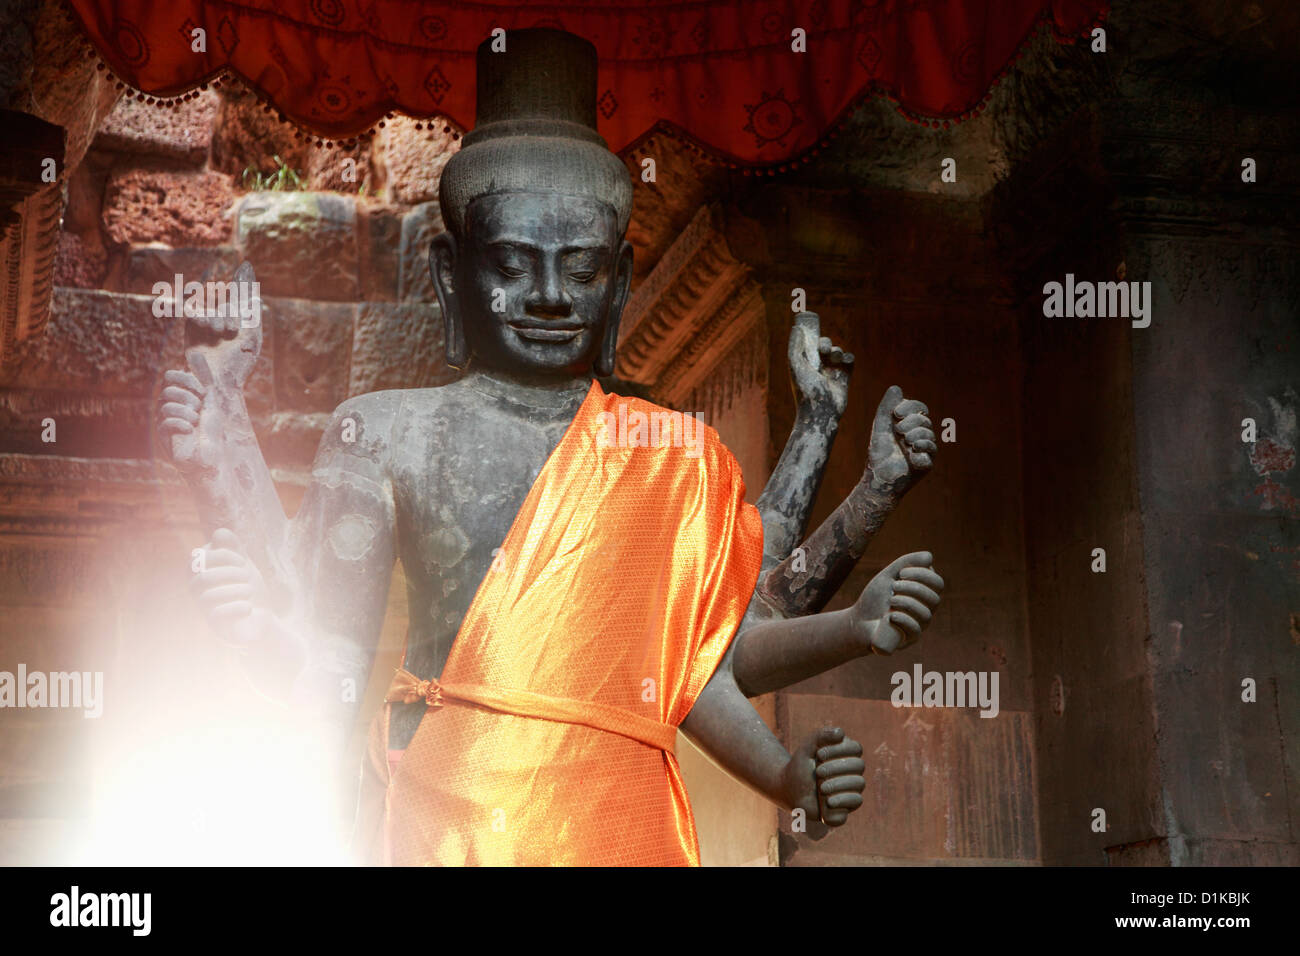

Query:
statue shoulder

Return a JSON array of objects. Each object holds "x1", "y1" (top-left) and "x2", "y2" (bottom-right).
[
  {"x1": 321, "y1": 383, "x2": 470, "y2": 459},
  {"x1": 599, "y1": 391, "x2": 736, "y2": 476},
  {"x1": 316, "y1": 390, "x2": 409, "y2": 463}
]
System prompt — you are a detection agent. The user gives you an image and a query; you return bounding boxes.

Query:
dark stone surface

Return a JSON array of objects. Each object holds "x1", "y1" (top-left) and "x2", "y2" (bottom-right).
[
  {"x1": 349, "y1": 302, "x2": 458, "y2": 397},
  {"x1": 266, "y1": 297, "x2": 355, "y2": 414}
]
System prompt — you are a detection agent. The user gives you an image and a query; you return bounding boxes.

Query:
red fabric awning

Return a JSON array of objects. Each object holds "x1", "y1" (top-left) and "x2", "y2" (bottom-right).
[{"x1": 66, "y1": 0, "x2": 1107, "y2": 165}]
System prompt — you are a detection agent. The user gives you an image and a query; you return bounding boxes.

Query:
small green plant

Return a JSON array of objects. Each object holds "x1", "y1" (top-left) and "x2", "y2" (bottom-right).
[{"x1": 242, "y1": 155, "x2": 304, "y2": 191}]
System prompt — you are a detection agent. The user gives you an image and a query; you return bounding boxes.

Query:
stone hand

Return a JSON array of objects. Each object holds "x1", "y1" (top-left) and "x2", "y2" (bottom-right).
[
  {"x1": 159, "y1": 364, "x2": 215, "y2": 471},
  {"x1": 867, "y1": 385, "x2": 936, "y2": 491},
  {"x1": 191, "y1": 528, "x2": 270, "y2": 646},
  {"x1": 853, "y1": 551, "x2": 945, "y2": 654},
  {"x1": 789, "y1": 311, "x2": 853, "y2": 420},
  {"x1": 159, "y1": 262, "x2": 262, "y2": 470},
  {"x1": 784, "y1": 727, "x2": 866, "y2": 838}
]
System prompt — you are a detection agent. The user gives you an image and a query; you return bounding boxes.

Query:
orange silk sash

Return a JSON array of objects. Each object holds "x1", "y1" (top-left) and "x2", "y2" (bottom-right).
[{"x1": 358, "y1": 380, "x2": 763, "y2": 866}]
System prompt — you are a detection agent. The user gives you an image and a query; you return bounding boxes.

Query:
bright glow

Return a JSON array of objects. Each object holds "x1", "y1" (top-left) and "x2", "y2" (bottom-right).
[{"x1": 79, "y1": 716, "x2": 352, "y2": 866}]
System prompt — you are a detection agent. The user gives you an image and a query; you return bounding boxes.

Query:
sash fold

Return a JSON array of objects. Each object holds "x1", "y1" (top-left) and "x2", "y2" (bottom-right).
[{"x1": 384, "y1": 666, "x2": 678, "y2": 753}]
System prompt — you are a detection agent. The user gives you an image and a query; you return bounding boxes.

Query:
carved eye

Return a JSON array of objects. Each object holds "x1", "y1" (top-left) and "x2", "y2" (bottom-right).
[
  {"x1": 569, "y1": 271, "x2": 595, "y2": 282},
  {"x1": 498, "y1": 265, "x2": 527, "y2": 278}
]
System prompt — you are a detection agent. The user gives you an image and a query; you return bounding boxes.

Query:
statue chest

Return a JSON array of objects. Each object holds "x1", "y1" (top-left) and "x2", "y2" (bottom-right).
[
  {"x1": 386, "y1": 411, "x2": 570, "y2": 744},
  {"x1": 388, "y1": 408, "x2": 572, "y2": 664}
]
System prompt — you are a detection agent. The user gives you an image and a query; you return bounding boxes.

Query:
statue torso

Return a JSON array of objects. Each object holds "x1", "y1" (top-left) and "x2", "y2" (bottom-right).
[{"x1": 383, "y1": 373, "x2": 590, "y2": 747}]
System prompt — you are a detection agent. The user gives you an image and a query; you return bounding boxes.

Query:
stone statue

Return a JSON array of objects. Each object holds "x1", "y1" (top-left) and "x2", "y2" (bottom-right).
[{"x1": 158, "y1": 29, "x2": 941, "y2": 864}]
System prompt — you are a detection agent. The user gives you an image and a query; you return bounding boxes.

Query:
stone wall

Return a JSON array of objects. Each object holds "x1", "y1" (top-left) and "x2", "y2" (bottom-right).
[{"x1": 0, "y1": 84, "x2": 466, "y2": 862}]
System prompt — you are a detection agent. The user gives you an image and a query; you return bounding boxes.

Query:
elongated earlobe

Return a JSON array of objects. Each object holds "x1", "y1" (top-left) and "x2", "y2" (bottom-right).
[
  {"x1": 430, "y1": 233, "x2": 467, "y2": 370},
  {"x1": 596, "y1": 241, "x2": 634, "y2": 377}
]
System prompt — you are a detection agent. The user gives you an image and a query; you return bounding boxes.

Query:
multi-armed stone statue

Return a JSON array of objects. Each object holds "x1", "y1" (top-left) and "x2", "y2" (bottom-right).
[{"x1": 158, "y1": 30, "x2": 943, "y2": 866}]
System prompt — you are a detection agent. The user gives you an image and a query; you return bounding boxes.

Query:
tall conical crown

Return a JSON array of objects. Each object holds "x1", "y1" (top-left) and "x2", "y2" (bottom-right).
[{"x1": 439, "y1": 29, "x2": 633, "y2": 238}]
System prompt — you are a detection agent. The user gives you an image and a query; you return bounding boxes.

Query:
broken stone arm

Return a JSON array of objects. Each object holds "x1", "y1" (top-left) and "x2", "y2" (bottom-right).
[
  {"x1": 191, "y1": 399, "x2": 398, "y2": 750},
  {"x1": 753, "y1": 312, "x2": 852, "y2": 571}
]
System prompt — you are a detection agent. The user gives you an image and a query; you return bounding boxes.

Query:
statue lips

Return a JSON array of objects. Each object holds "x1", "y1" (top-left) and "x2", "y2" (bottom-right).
[{"x1": 508, "y1": 322, "x2": 584, "y2": 344}]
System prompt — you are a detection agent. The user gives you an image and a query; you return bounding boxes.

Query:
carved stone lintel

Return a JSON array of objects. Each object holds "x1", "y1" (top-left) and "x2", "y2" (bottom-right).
[{"x1": 616, "y1": 204, "x2": 765, "y2": 409}]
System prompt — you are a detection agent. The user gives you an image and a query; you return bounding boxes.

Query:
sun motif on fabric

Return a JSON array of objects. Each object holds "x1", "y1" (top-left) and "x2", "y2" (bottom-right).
[{"x1": 743, "y1": 90, "x2": 802, "y2": 149}]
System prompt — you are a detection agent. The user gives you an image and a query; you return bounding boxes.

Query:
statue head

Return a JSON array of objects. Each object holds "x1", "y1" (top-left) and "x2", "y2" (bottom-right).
[{"x1": 430, "y1": 29, "x2": 634, "y2": 379}]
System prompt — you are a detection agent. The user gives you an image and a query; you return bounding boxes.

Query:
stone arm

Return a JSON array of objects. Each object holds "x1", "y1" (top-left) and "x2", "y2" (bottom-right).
[
  {"x1": 753, "y1": 312, "x2": 851, "y2": 572},
  {"x1": 159, "y1": 262, "x2": 296, "y2": 611},
  {"x1": 189, "y1": 397, "x2": 400, "y2": 751},
  {"x1": 679, "y1": 638, "x2": 865, "y2": 838}
]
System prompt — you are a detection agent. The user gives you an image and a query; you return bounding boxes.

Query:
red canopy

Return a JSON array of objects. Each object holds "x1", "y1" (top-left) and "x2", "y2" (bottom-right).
[{"x1": 67, "y1": 0, "x2": 1107, "y2": 164}]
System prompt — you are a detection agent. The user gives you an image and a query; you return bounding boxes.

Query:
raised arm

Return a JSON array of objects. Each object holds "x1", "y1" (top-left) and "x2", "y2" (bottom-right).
[
  {"x1": 159, "y1": 262, "x2": 295, "y2": 609},
  {"x1": 758, "y1": 385, "x2": 936, "y2": 619},
  {"x1": 190, "y1": 394, "x2": 400, "y2": 750},
  {"x1": 754, "y1": 312, "x2": 853, "y2": 570}
]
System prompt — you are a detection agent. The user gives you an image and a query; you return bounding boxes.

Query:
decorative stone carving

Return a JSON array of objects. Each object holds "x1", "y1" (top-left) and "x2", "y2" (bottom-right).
[{"x1": 616, "y1": 204, "x2": 765, "y2": 408}]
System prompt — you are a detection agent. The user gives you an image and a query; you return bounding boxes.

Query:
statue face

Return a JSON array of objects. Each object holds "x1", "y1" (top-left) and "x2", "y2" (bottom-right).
[{"x1": 438, "y1": 191, "x2": 631, "y2": 377}]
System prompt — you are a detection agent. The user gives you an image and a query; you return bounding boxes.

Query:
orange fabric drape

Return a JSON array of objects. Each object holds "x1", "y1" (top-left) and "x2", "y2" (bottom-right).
[{"x1": 358, "y1": 381, "x2": 763, "y2": 866}]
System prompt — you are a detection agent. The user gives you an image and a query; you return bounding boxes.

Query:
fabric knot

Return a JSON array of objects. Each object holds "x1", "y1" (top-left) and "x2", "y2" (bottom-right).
[
  {"x1": 385, "y1": 668, "x2": 445, "y2": 707},
  {"x1": 420, "y1": 678, "x2": 444, "y2": 708}
]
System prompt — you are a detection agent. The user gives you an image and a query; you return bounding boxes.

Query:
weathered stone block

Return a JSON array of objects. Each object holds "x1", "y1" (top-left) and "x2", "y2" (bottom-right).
[
  {"x1": 266, "y1": 297, "x2": 354, "y2": 414},
  {"x1": 379, "y1": 115, "x2": 458, "y2": 206},
  {"x1": 357, "y1": 204, "x2": 403, "y2": 302},
  {"x1": 262, "y1": 410, "x2": 332, "y2": 469},
  {"x1": 120, "y1": 244, "x2": 242, "y2": 296},
  {"x1": 398, "y1": 201, "x2": 444, "y2": 303},
  {"x1": 93, "y1": 91, "x2": 219, "y2": 166},
  {"x1": 349, "y1": 302, "x2": 458, "y2": 397},
  {"x1": 306, "y1": 141, "x2": 376, "y2": 195},
  {"x1": 235, "y1": 193, "x2": 359, "y2": 301},
  {"x1": 0, "y1": 289, "x2": 179, "y2": 397},
  {"x1": 102, "y1": 166, "x2": 236, "y2": 247},
  {"x1": 53, "y1": 232, "x2": 106, "y2": 289}
]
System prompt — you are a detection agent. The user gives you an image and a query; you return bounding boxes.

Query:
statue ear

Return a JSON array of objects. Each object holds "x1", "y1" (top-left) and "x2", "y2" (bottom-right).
[
  {"x1": 595, "y1": 240, "x2": 633, "y2": 378},
  {"x1": 430, "y1": 233, "x2": 467, "y2": 371}
]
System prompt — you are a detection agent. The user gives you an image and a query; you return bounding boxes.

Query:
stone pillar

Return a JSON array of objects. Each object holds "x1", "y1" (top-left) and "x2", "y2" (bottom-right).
[
  {"x1": 1000, "y1": 53, "x2": 1300, "y2": 864},
  {"x1": 1107, "y1": 91, "x2": 1300, "y2": 866}
]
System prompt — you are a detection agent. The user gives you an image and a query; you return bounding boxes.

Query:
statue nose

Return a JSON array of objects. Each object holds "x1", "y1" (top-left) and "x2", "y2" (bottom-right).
[{"x1": 525, "y1": 264, "x2": 573, "y2": 317}]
